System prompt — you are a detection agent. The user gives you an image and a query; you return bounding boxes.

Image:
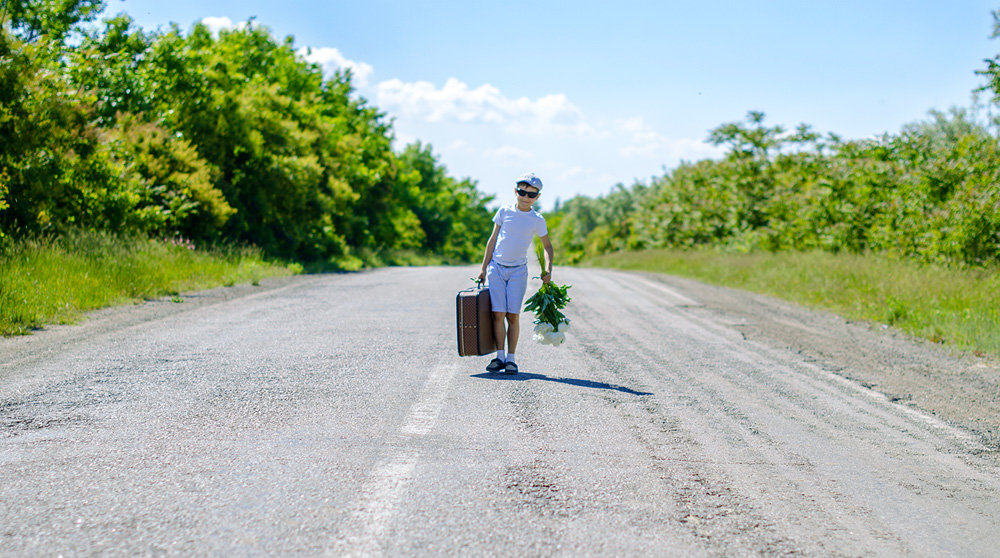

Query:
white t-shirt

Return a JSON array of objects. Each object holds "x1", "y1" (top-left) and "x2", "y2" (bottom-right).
[{"x1": 491, "y1": 205, "x2": 548, "y2": 266}]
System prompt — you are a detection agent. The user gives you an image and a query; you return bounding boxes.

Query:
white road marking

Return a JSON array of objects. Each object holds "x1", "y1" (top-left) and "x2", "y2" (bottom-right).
[
  {"x1": 337, "y1": 449, "x2": 421, "y2": 558},
  {"x1": 332, "y1": 361, "x2": 456, "y2": 556},
  {"x1": 401, "y1": 362, "x2": 454, "y2": 436}
]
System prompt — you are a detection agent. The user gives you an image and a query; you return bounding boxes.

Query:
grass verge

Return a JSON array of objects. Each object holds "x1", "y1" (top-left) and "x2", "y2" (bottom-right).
[
  {"x1": 586, "y1": 249, "x2": 1000, "y2": 359},
  {"x1": 0, "y1": 231, "x2": 300, "y2": 336}
]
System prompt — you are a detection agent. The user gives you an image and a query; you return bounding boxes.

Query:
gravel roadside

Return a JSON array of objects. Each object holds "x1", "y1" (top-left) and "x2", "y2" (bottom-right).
[{"x1": 633, "y1": 271, "x2": 1000, "y2": 455}]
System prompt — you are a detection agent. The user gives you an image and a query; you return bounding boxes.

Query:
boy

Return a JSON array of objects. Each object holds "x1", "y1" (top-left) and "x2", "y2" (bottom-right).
[{"x1": 477, "y1": 172, "x2": 554, "y2": 375}]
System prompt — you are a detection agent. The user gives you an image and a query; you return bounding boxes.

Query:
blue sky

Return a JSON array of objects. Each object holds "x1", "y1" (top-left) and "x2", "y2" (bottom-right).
[{"x1": 100, "y1": 0, "x2": 999, "y2": 206}]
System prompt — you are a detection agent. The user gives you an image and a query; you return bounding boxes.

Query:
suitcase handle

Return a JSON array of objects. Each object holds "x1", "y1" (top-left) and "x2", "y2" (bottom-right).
[{"x1": 459, "y1": 277, "x2": 486, "y2": 294}]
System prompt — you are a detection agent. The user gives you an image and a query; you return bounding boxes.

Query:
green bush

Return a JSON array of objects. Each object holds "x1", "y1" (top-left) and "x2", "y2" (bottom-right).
[{"x1": 550, "y1": 109, "x2": 1000, "y2": 269}]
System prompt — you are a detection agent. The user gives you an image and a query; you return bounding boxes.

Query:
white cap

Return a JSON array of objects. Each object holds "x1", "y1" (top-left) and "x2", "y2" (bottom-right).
[{"x1": 515, "y1": 172, "x2": 543, "y2": 191}]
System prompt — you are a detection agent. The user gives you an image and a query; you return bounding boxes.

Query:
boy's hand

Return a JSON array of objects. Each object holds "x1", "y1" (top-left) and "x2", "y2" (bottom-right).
[{"x1": 541, "y1": 271, "x2": 552, "y2": 284}]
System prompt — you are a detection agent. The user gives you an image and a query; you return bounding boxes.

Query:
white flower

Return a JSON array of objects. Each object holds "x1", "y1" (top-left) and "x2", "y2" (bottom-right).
[
  {"x1": 532, "y1": 321, "x2": 569, "y2": 346},
  {"x1": 532, "y1": 322, "x2": 555, "y2": 344},
  {"x1": 531, "y1": 321, "x2": 569, "y2": 347},
  {"x1": 533, "y1": 323, "x2": 554, "y2": 335}
]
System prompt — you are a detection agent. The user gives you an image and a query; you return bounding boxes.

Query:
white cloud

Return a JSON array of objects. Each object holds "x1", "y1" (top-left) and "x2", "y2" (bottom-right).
[
  {"x1": 251, "y1": 42, "x2": 717, "y2": 199},
  {"x1": 375, "y1": 77, "x2": 595, "y2": 137},
  {"x1": 201, "y1": 16, "x2": 235, "y2": 34},
  {"x1": 664, "y1": 138, "x2": 725, "y2": 162},
  {"x1": 392, "y1": 130, "x2": 418, "y2": 149},
  {"x1": 298, "y1": 47, "x2": 375, "y2": 88},
  {"x1": 556, "y1": 166, "x2": 590, "y2": 182},
  {"x1": 615, "y1": 117, "x2": 722, "y2": 161},
  {"x1": 446, "y1": 139, "x2": 471, "y2": 152},
  {"x1": 484, "y1": 145, "x2": 533, "y2": 162},
  {"x1": 553, "y1": 166, "x2": 619, "y2": 190},
  {"x1": 200, "y1": 16, "x2": 259, "y2": 36}
]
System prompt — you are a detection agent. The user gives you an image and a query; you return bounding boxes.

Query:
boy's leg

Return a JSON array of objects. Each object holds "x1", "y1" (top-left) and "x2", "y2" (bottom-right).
[
  {"x1": 506, "y1": 313, "x2": 519, "y2": 355},
  {"x1": 492, "y1": 312, "x2": 507, "y2": 351},
  {"x1": 502, "y1": 265, "x2": 528, "y2": 373},
  {"x1": 486, "y1": 261, "x2": 509, "y2": 361}
]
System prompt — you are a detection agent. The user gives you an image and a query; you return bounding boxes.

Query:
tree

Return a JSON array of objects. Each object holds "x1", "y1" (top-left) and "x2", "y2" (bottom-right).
[
  {"x1": 3, "y1": 6, "x2": 501, "y2": 266},
  {"x1": 0, "y1": 25, "x2": 146, "y2": 236},
  {"x1": 69, "y1": 14, "x2": 155, "y2": 126},
  {"x1": 397, "y1": 141, "x2": 494, "y2": 260},
  {"x1": 0, "y1": 0, "x2": 105, "y2": 43}
]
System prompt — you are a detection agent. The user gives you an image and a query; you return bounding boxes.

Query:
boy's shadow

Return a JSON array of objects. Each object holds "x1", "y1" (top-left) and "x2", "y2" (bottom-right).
[{"x1": 471, "y1": 371, "x2": 652, "y2": 396}]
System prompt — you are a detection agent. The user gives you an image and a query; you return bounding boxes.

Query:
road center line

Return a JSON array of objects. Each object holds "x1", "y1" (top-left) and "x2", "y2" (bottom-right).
[
  {"x1": 401, "y1": 361, "x2": 454, "y2": 436},
  {"x1": 336, "y1": 449, "x2": 421, "y2": 558},
  {"x1": 332, "y1": 361, "x2": 456, "y2": 556}
]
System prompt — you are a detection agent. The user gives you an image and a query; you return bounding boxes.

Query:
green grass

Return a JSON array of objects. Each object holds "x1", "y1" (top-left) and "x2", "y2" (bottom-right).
[
  {"x1": 0, "y1": 231, "x2": 300, "y2": 336},
  {"x1": 586, "y1": 248, "x2": 1000, "y2": 359}
]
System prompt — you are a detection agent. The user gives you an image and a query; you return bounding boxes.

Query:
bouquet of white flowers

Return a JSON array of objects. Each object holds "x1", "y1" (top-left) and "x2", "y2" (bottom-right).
[{"x1": 524, "y1": 241, "x2": 572, "y2": 346}]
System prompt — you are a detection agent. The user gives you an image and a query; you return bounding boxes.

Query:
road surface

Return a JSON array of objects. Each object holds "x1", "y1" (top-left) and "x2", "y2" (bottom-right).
[{"x1": 2, "y1": 266, "x2": 999, "y2": 556}]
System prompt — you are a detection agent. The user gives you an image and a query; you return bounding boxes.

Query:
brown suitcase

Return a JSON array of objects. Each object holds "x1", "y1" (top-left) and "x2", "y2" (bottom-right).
[{"x1": 456, "y1": 282, "x2": 496, "y2": 356}]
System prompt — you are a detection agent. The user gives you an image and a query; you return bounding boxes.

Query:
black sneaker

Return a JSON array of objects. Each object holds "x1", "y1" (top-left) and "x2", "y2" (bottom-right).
[
  {"x1": 486, "y1": 358, "x2": 506, "y2": 373},
  {"x1": 504, "y1": 361, "x2": 518, "y2": 375}
]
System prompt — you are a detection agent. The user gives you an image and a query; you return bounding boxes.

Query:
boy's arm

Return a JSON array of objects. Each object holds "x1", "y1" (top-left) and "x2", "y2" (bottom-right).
[
  {"x1": 478, "y1": 223, "x2": 502, "y2": 282},
  {"x1": 540, "y1": 234, "x2": 554, "y2": 283}
]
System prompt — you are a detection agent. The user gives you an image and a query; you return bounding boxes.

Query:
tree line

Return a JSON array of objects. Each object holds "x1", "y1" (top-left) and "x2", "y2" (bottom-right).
[
  {"x1": 1, "y1": 1, "x2": 493, "y2": 266},
  {"x1": 550, "y1": 15, "x2": 1000, "y2": 269}
]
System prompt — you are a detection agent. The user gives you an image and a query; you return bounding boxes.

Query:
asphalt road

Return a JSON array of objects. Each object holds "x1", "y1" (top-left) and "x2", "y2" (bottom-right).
[{"x1": 2, "y1": 266, "x2": 999, "y2": 556}]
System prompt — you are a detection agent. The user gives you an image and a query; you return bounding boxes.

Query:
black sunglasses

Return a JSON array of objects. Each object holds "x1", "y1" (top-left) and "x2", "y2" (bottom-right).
[{"x1": 516, "y1": 188, "x2": 539, "y2": 199}]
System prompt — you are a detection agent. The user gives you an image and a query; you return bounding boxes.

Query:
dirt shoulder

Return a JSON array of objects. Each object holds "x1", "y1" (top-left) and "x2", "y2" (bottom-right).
[{"x1": 634, "y1": 271, "x2": 1000, "y2": 454}]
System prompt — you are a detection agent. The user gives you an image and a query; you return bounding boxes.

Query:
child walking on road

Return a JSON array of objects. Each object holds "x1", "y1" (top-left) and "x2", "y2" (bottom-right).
[{"x1": 477, "y1": 172, "x2": 554, "y2": 375}]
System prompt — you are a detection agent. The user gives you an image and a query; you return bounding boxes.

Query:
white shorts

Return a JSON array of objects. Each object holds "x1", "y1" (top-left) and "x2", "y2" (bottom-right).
[{"x1": 486, "y1": 260, "x2": 528, "y2": 314}]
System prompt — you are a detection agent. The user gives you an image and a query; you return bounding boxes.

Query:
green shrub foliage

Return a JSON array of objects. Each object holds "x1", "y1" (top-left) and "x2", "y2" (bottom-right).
[
  {"x1": 0, "y1": 5, "x2": 493, "y2": 263},
  {"x1": 551, "y1": 107, "x2": 1000, "y2": 267}
]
